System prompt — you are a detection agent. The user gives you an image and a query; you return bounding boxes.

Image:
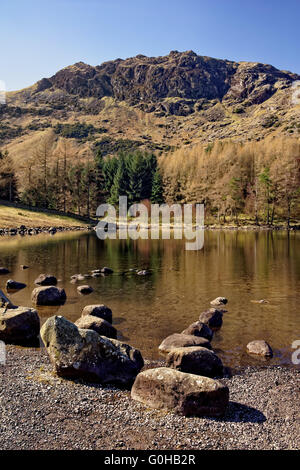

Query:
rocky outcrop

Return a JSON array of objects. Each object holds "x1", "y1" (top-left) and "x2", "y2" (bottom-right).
[
  {"x1": 158, "y1": 333, "x2": 212, "y2": 355},
  {"x1": 0, "y1": 306, "x2": 40, "y2": 344},
  {"x1": 166, "y1": 346, "x2": 224, "y2": 378},
  {"x1": 32, "y1": 286, "x2": 66, "y2": 306},
  {"x1": 81, "y1": 304, "x2": 113, "y2": 324},
  {"x1": 181, "y1": 321, "x2": 213, "y2": 341},
  {"x1": 40, "y1": 316, "x2": 143, "y2": 385},
  {"x1": 131, "y1": 367, "x2": 229, "y2": 417},
  {"x1": 44, "y1": 51, "x2": 298, "y2": 111},
  {"x1": 75, "y1": 315, "x2": 117, "y2": 339},
  {"x1": 34, "y1": 274, "x2": 58, "y2": 286},
  {"x1": 246, "y1": 340, "x2": 273, "y2": 357}
]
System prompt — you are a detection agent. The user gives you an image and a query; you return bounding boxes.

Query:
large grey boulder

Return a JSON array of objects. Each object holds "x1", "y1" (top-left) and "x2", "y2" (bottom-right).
[
  {"x1": 166, "y1": 346, "x2": 224, "y2": 378},
  {"x1": 40, "y1": 316, "x2": 143, "y2": 385},
  {"x1": 158, "y1": 333, "x2": 212, "y2": 355},
  {"x1": 181, "y1": 321, "x2": 213, "y2": 341},
  {"x1": 75, "y1": 315, "x2": 117, "y2": 339},
  {"x1": 0, "y1": 306, "x2": 40, "y2": 344},
  {"x1": 35, "y1": 274, "x2": 57, "y2": 286},
  {"x1": 246, "y1": 340, "x2": 273, "y2": 357},
  {"x1": 32, "y1": 286, "x2": 66, "y2": 306},
  {"x1": 81, "y1": 304, "x2": 112, "y2": 324},
  {"x1": 199, "y1": 308, "x2": 223, "y2": 329},
  {"x1": 131, "y1": 367, "x2": 229, "y2": 417}
]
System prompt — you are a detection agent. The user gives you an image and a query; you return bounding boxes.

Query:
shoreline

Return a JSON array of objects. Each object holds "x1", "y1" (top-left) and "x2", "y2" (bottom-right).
[
  {"x1": 0, "y1": 223, "x2": 299, "y2": 237},
  {"x1": 0, "y1": 345, "x2": 299, "y2": 450}
]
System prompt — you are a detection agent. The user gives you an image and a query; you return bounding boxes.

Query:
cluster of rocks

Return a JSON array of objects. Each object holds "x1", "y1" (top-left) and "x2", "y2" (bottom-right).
[
  {"x1": 0, "y1": 271, "x2": 274, "y2": 419},
  {"x1": 40, "y1": 309, "x2": 144, "y2": 386},
  {"x1": 131, "y1": 297, "x2": 230, "y2": 417},
  {"x1": 0, "y1": 225, "x2": 91, "y2": 237}
]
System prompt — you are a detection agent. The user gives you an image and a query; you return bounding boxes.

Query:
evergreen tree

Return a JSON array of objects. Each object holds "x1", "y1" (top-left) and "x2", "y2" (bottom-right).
[
  {"x1": 126, "y1": 151, "x2": 145, "y2": 203},
  {"x1": 109, "y1": 155, "x2": 128, "y2": 206},
  {"x1": 151, "y1": 169, "x2": 164, "y2": 204}
]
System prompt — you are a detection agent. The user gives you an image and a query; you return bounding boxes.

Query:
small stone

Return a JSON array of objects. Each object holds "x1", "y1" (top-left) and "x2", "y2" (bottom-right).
[
  {"x1": 181, "y1": 321, "x2": 213, "y2": 341},
  {"x1": 75, "y1": 315, "x2": 117, "y2": 339},
  {"x1": 77, "y1": 285, "x2": 93, "y2": 295},
  {"x1": 34, "y1": 274, "x2": 57, "y2": 286},
  {"x1": 6, "y1": 280, "x2": 27, "y2": 291},
  {"x1": 101, "y1": 267, "x2": 113, "y2": 275},
  {"x1": 210, "y1": 297, "x2": 228, "y2": 306},
  {"x1": 32, "y1": 286, "x2": 66, "y2": 306},
  {"x1": 199, "y1": 308, "x2": 223, "y2": 328},
  {"x1": 158, "y1": 333, "x2": 212, "y2": 355},
  {"x1": 81, "y1": 305, "x2": 112, "y2": 324},
  {"x1": 166, "y1": 346, "x2": 224, "y2": 378},
  {"x1": 246, "y1": 340, "x2": 273, "y2": 357},
  {"x1": 0, "y1": 267, "x2": 10, "y2": 275}
]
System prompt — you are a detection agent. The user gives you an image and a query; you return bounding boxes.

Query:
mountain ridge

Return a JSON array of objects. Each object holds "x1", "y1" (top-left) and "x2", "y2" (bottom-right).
[{"x1": 1, "y1": 50, "x2": 300, "y2": 168}]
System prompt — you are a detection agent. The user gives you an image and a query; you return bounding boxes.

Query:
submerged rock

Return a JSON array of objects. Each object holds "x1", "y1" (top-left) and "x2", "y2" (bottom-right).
[
  {"x1": 131, "y1": 367, "x2": 229, "y2": 417},
  {"x1": 0, "y1": 306, "x2": 40, "y2": 344},
  {"x1": 32, "y1": 286, "x2": 66, "y2": 306},
  {"x1": 75, "y1": 315, "x2": 117, "y2": 339},
  {"x1": 166, "y1": 346, "x2": 224, "y2": 378},
  {"x1": 158, "y1": 333, "x2": 212, "y2": 355},
  {"x1": 247, "y1": 340, "x2": 273, "y2": 357},
  {"x1": 81, "y1": 304, "x2": 113, "y2": 324},
  {"x1": 181, "y1": 321, "x2": 213, "y2": 341},
  {"x1": 35, "y1": 274, "x2": 57, "y2": 286},
  {"x1": 40, "y1": 316, "x2": 143, "y2": 385}
]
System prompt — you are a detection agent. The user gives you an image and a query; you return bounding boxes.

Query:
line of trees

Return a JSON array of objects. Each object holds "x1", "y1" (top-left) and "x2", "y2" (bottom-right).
[
  {"x1": 0, "y1": 135, "x2": 164, "y2": 217},
  {"x1": 1, "y1": 133, "x2": 299, "y2": 227},
  {"x1": 161, "y1": 137, "x2": 300, "y2": 227}
]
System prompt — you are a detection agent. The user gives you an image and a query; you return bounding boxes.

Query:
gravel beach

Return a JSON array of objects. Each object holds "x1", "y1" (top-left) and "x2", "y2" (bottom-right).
[{"x1": 0, "y1": 345, "x2": 299, "y2": 451}]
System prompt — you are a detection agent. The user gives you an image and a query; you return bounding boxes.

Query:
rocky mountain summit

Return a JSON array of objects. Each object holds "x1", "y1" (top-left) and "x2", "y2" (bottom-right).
[
  {"x1": 1, "y1": 51, "x2": 300, "y2": 163},
  {"x1": 14, "y1": 50, "x2": 300, "y2": 114}
]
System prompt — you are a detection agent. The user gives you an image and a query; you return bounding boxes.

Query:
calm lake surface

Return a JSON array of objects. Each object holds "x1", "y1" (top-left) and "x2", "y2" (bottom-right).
[{"x1": 0, "y1": 230, "x2": 299, "y2": 369}]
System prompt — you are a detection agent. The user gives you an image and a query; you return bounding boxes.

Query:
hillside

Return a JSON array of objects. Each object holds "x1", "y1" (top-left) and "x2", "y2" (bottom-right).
[
  {"x1": 0, "y1": 203, "x2": 89, "y2": 229},
  {"x1": 1, "y1": 50, "x2": 300, "y2": 167}
]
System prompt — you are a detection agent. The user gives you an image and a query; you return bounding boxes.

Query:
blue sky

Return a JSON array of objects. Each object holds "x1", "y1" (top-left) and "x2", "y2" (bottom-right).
[{"x1": 1, "y1": 0, "x2": 299, "y2": 91}]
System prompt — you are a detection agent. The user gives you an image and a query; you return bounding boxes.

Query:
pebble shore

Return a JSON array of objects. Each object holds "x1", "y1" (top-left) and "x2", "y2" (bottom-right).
[{"x1": 0, "y1": 345, "x2": 299, "y2": 450}]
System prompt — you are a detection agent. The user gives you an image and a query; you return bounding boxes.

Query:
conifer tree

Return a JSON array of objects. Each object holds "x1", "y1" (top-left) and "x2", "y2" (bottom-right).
[{"x1": 151, "y1": 169, "x2": 164, "y2": 204}]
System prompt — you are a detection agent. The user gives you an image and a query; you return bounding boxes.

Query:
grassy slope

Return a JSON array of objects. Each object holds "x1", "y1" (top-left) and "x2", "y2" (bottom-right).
[{"x1": 0, "y1": 205, "x2": 89, "y2": 228}]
